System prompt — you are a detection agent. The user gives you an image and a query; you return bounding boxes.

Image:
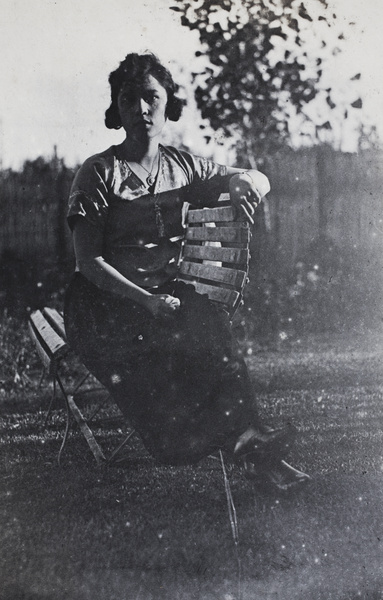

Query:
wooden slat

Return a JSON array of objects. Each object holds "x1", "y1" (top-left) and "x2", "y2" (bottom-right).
[
  {"x1": 179, "y1": 261, "x2": 247, "y2": 289},
  {"x1": 185, "y1": 226, "x2": 250, "y2": 244},
  {"x1": 67, "y1": 395, "x2": 106, "y2": 465},
  {"x1": 218, "y1": 193, "x2": 230, "y2": 202},
  {"x1": 187, "y1": 205, "x2": 237, "y2": 224},
  {"x1": 29, "y1": 311, "x2": 68, "y2": 360},
  {"x1": 178, "y1": 279, "x2": 240, "y2": 307},
  {"x1": 43, "y1": 307, "x2": 66, "y2": 340},
  {"x1": 182, "y1": 244, "x2": 250, "y2": 265},
  {"x1": 28, "y1": 320, "x2": 54, "y2": 373}
]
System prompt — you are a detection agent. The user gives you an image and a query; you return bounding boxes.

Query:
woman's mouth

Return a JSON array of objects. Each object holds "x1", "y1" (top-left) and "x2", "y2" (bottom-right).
[{"x1": 136, "y1": 119, "x2": 152, "y2": 127}]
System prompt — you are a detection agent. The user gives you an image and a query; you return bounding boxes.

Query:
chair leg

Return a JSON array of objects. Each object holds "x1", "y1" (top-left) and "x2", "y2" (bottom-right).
[
  {"x1": 43, "y1": 375, "x2": 57, "y2": 428},
  {"x1": 66, "y1": 394, "x2": 106, "y2": 465},
  {"x1": 71, "y1": 371, "x2": 92, "y2": 395},
  {"x1": 58, "y1": 385, "x2": 72, "y2": 467},
  {"x1": 37, "y1": 367, "x2": 45, "y2": 390},
  {"x1": 106, "y1": 429, "x2": 136, "y2": 464},
  {"x1": 42, "y1": 368, "x2": 132, "y2": 466},
  {"x1": 54, "y1": 372, "x2": 106, "y2": 466},
  {"x1": 219, "y1": 450, "x2": 242, "y2": 600}
]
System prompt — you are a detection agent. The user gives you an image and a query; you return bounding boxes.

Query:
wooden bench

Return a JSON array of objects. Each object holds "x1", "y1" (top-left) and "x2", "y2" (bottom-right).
[{"x1": 28, "y1": 197, "x2": 251, "y2": 464}]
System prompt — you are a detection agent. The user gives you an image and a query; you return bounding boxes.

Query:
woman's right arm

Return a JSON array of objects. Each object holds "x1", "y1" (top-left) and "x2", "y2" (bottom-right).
[{"x1": 73, "y1": 218, "x2": 180, "y2": 318}]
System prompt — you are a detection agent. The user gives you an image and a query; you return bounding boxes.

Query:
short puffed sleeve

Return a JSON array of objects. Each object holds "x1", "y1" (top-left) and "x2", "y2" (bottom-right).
[
  {"x1": 67, "y1": 155, "x2": 112, "y2": 231},
  {"x1": 168, "y1": 148, "x2": 230, "y2": 207},
  {"x1": 189, "y1": 154, "x2": 228, "y2": 182}
]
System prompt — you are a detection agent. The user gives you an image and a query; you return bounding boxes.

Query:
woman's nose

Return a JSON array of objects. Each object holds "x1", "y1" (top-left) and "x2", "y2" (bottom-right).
[{"x1": 139, "y1": 97, "x2": 150, "y2": 114}]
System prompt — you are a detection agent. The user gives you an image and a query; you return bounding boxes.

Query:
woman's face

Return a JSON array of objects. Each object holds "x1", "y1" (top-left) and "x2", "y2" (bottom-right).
[{"x1": 117, "y1": 74, "x2": 168, "y2": 141}]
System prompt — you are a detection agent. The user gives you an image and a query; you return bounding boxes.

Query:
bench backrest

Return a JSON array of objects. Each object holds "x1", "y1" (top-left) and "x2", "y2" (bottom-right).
[{"x1": 177, "y1": 195, "x2": 251, "y2": 318}]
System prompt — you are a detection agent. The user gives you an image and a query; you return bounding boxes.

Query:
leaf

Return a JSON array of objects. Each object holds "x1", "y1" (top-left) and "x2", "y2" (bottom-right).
[
  {"x1": 298, "y1": 3, "x2": 313, "y2": 22},
  {"x1": 169, "y1": 6, "x2": 183, "y2": 11},
  {"x1": 351, "y1": 98, "x2": 363, "y2": 109},
  {"x1": 318, "y1": 121, "x2": 332, "y2": 130},
  {"x1": 269, "y1": 26, "x2": 288, "y2": 41},
  {"x1": 288, "y1": 18, "x2": 299, "y2": 33},
  {"x1": 351, "y1": 73, "x2": 361, "y2": 81}
]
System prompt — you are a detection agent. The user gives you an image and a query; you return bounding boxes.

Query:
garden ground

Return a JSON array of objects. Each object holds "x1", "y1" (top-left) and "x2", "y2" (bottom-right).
[{"x1": 0, "y1": 328, "x2": 383, "y2": 600}]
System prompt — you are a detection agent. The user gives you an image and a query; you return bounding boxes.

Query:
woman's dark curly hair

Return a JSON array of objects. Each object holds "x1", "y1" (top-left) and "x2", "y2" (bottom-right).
[{"x1": 105, "y1": 52, "x2": 184, "y2": 129}]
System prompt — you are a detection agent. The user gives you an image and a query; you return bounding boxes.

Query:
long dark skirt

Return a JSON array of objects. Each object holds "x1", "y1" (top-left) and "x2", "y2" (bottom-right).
[{"x1": 64, "y1": 273, "x2": 259, "y2": 465}]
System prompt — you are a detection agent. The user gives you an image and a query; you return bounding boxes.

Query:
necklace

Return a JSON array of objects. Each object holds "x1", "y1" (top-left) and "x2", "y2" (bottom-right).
[{"x1": 130, "y1": 153, "x2": 159, "y2": 187}]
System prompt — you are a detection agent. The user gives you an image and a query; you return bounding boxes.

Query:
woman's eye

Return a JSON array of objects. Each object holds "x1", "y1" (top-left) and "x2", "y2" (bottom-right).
[{"x1": 144, "y1": 92, "x2": 160, "y2": 103}]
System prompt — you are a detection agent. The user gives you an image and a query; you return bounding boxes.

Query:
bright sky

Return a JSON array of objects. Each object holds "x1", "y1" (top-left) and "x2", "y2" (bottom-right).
[{"x1": 0, "y1": 0, "x2": 382, "y2": 169}]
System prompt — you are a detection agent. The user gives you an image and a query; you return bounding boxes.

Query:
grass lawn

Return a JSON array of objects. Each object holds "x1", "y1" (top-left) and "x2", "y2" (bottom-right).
[{"x1": 1, "y1": 327, "x2": 383, "y2": 600}]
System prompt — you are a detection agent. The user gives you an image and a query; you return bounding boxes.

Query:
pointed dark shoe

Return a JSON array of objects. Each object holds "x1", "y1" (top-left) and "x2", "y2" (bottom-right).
[
  {"x1": 233, "y1": 424, "x2": 297, "y2": 463},
  {"x1": 243, "y1": 459, "x2": 311, "y2": 492}
]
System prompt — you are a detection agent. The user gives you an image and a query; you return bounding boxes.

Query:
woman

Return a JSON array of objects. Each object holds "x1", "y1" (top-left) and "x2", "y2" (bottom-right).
[{"x1": 64, "y1": 52, "x2": 309, "y2": 490}]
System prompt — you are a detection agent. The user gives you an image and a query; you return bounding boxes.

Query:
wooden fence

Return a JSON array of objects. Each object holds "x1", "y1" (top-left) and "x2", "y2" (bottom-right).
[
  {"x1": 0, "y1": 147, "x2": 382, "y2": 278},
  {"x1": 261, "y1": 147, "x2": 382, "y2": 276},
  {"x1": 0, "y1": 161, "x2": 74, "y2": 267}
]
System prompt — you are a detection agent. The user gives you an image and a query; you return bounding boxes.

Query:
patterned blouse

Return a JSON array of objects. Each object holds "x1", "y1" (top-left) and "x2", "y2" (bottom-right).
[{"x1": 68, "y1": 144, "x2": 230, "y2": 288}]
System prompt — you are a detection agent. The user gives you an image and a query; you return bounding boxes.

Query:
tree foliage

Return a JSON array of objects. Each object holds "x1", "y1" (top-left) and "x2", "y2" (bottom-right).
[{"x1": 171, "y1": 0, "x2": 362, "y2": 162}]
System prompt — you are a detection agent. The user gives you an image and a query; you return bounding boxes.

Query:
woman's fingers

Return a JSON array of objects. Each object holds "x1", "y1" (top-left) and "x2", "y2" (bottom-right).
[
  {"x1": 239, "y1": 195, "x2": 262, "y2": 224},
  {"x1": 164, "y1": 296, "x2": 181, "y2": 311},
  {"x1": 239, "y1": 203, "x2": 254, "y2": 225},
  {"x1": 229, "y1": 172, "x2": 265, "y2": 224},
  {"x1": 230, "y1": 186, "x2": 261, "y2": 225},
  {"x1": 156, "y1": 295, "x2": 181, "y2": 318},
  {"x1": 144, "y1": 294, "x2": 180, "y2": 318},
  {"x1": 250, "y1": 188, "x2": 262, "y2": 205}
]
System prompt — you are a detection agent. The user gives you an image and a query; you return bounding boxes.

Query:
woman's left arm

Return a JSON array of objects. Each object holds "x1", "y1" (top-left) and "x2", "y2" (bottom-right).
[{"x1": 226, "y1": 168, "x2": 270, "y2": 225}]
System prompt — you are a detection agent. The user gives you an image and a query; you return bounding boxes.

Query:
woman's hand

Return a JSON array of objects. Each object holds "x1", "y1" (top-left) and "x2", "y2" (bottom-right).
[
  {"x1": 143, "y1": 294, "x2": 181, "y2": 319},
  {"x1": 229, "y1": 171, "x2": 269, "y2": 225}
]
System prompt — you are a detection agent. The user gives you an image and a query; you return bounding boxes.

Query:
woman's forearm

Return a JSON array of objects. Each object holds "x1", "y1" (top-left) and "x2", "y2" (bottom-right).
[
  {"x1": 78, "y1": 256, "x2": 180, "y2": 318},
  {"x1": 73, "y1": 218, "x2": 152, "y2": 307},
  {"x1": 78, "y1": 256, "x2": 152, "y2": 306}
]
